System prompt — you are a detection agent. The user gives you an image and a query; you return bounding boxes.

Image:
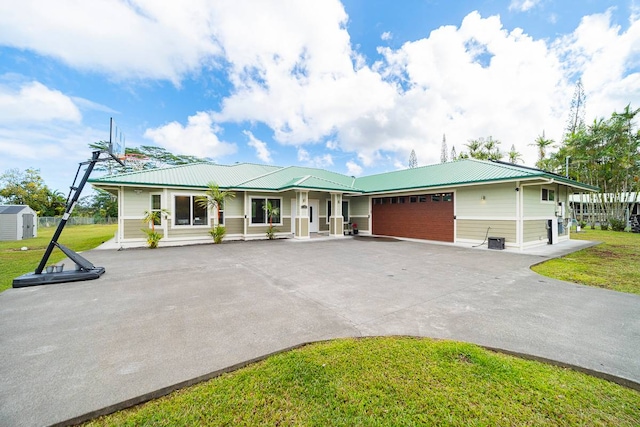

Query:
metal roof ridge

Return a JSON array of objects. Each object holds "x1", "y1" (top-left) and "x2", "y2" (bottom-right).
[
  {"x1": 233, "y1": 165, "x2": 289, "y2": 186},
  {"x1": 88, "y1": 161, "x2": 216, "y2": 182},
  {"x1": 299, "y1": 174, "x2": 363, "y2": 192}
]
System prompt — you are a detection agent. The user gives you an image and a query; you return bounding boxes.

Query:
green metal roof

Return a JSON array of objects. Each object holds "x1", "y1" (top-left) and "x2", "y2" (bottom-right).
[
  {"x1": 235, "y1": 166, "x2": 361, "y2": 192},
  {"x1": 88, "y1": 163, "x2": 281, "y2": 188},
  {"x1": 354, "y1": 159, "x2": 598, "y2": 193},
  {"x1": 90, "y1": 159, "x2": 598, "y2": 193}
]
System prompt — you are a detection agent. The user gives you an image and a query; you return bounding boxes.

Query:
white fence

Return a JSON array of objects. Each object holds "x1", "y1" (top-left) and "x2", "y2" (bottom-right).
[{"x1": 38, "y1": 217, "x2": 118, "y2": 228}]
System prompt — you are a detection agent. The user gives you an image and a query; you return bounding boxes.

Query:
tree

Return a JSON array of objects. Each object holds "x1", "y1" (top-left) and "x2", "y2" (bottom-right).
[
  {"x1": 408, "y1": 149, "x2": 417, "y2": 168},
  {"x1": 265, "y1": 200, "x2": 280, "y2": 239},
  {"x1": 0, "y1": 168, "x2": 65, "y2": 216},
  {"x1": 530, "y1": 131, "x2": 555, "y2": 170},
  {"x1": 565, "y1": 79, "x2": 587, "y2": 136},
  {"x1": 557, "y1": 104, "x2": 640, "y2": 226},
  {"x1": 450, "y1": 146, "x2": 457, "y2": 161},
  {"x1": 141, "y1": 209, "x2": 169, "y2": 248},
  {"x1": 462, "y1": 137, "x2": 503, "y2": 161},
  {"x1": 507, "y1": 144, "x2": 523, "y2": 164},
  {"x1": 89, "y1": 141, "x2": 210, "y2": 175},
  {"x1": 196, "y1": 182, "x2": 236, "y2": 227},
  {"x1": 440, "y1": 134, "x2": 448, "y2": 163}
]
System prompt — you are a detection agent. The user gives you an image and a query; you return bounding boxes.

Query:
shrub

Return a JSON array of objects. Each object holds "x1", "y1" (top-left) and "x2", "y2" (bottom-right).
[
  {"x1": 579, "y1": 220, "x2": 587, "y2": 228},
  {"x1": 142, "y1": 230, "x2": 162, "y2": 249},
  {"x1": 266, "y1": 225, "x2": 278, "y2": 240},
  {"x1": 210, "y1": 225, "x2": 226, "y2": 244},
  {"x1": 609, "y1": 218, "x2": 626, "y2": 232},
  {"x1": 600, "y1": 221, "x2": 609, "y2": 231}
]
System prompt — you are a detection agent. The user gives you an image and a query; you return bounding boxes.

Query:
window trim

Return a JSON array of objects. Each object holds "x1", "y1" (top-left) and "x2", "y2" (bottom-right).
[
  {"x1": 541, "y1": 187, "x2": 556, "y2": 203},
  {"x1": 249, "y1": 196, "x2": 283, "y2": 226},
  {"x1": 149, "y1": 193, "x2": 163, "y2": 228},
  {"x1": 172, "y1": 193, "x2": 210, "y2": 228}
]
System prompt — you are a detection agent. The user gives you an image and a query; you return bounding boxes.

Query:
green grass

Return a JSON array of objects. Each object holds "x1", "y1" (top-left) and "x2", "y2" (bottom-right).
[
  {"x1": 532, "y1": 229, "x2": 640, "y2": 295},
  {"x1": 0, "y1": 224, "x2": 117, "y2": 292},
  {"x1": 86, "y1": 337, "x2": 640, "y2": 426}
]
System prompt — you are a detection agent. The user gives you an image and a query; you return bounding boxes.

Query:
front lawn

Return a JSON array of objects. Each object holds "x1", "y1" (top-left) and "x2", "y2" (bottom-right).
[
  {"x1": 532, "y1": 229, "x2": 640, "y2": 295},
  {"x1": 86, "y1": 337, "x2": 639, "y2": 426},
  {"x1": 0, "y1": 224, "x2": 117, "y2": 293}
]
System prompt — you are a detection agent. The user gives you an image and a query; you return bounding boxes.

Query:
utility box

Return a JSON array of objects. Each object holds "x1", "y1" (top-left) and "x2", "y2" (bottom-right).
[{"x1": 488, "y1": 237, "x2": 505, "y2": 250}]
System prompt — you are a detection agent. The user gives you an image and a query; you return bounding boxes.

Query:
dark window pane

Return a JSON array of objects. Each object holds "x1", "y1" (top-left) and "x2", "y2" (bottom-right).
[
  {"x1": 432, "y1": 194, "x2": 441, "y2": 202},
  {"x1": 418, "y1": 195, "x2": 427, "y2": 202},
  {"x1": 151, "y1": 194, "x2": 161, "y2": 210},
  {"x1": 398, "y1": 197, "x2": 405, "y2": 203},
  {"x1": 193, "y1": 198, "x2": 207, "y2": 225},
  {"x1": 218, "y1": 210, "x2": 224, "y2": 225},
  {"x1": 410, "y1": 196, "x2": 417, "y2": 203},
  {"x1": 267, "y1": 199, "x2": 281, "y2": 223},
  {"x1": 175, "y1": 196, "x2": 190, "y2": 225},
  {"x1": 342, "y1": 201, "x2": 349, "y2": 221},
  {"x1": 443, "y1": 193, "x2": 452, "y2": 202},
  {"x1": 252, "y1": 199, "x2": 266, "y2": 224}
]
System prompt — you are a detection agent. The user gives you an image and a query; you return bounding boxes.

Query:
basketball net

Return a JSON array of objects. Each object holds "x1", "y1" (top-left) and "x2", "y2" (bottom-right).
[{"x1": 121, "y1": 153, "x2": 149, "y2": 171}]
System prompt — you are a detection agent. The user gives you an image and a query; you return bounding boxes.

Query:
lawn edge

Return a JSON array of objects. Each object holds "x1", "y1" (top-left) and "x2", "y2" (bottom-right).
[{"x1": 56, "y1": 336, "x2": 640, "y2": 427}]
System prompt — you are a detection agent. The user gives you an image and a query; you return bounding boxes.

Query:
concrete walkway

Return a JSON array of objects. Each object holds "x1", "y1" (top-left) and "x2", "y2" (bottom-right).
[{"x1": 1, "y1": 238, "x2": 638, "y2": 426}]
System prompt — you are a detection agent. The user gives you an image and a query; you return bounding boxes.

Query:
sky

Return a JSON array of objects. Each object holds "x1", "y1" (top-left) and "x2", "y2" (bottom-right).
[{"x1": 1, "y1": 0, "x2": 639, "y2": 193}]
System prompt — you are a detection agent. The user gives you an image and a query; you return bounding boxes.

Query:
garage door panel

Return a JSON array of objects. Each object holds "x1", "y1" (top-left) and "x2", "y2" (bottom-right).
[{"x1": 372, "y1": 194, "x2": 454, "y2": 242}]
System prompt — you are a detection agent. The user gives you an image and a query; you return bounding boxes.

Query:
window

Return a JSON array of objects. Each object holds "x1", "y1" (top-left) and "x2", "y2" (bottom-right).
[
  {"x1": 326, "y1": 200, "x2": 349, "y2": 223},
  {"x1": 442, "y1": 193, "x2": 453, "y2": 202},
  {"x1": 174, "y1": 195, "x2": 208, "y2": 226},
  {"x1": 390, "y1": 197, "x2": 397, "y2": 204},
  {"x1": 150, "y1": 194, "x2": 162, "y2": 226},
  {"x1": 398, "y1": 197, "x2": 405, "y2": 204},
  {"x1": 251, "y1": 198, "x2": 281, "y2": 224},
  {"x1": 418, "y1": 195, "x2": 427, "y2": 203},
  {"x1": 431, "y1": 194, "x2": 441, "y2": 202},
  {"x1": 373, "y1": 198, "x2": 382, "y2": 205},
  {"x1": 410, "y1": 196, "x2": 417, "y2": 203},
  {"x1": 542, "y1": 188, "x2": 555, "y2": 202}
]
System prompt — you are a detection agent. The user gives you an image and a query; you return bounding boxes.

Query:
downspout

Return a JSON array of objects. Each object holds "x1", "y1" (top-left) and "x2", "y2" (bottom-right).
[{"x1": 515, "y1": 181, "x2": 521, "y2": 250}]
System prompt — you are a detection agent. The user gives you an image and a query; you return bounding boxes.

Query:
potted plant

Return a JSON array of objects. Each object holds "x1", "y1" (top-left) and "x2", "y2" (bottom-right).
[{"x1": 197, "y1": 182, "x2": 236, "y2": 244}]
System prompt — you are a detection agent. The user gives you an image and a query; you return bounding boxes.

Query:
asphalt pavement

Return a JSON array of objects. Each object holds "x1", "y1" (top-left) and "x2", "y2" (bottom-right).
[{"x1": 1, "y1": 237, "x2": 638, "y2": 426}]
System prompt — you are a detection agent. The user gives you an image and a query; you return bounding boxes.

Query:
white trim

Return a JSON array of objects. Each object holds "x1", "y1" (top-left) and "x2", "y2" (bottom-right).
[
  {"x1": 249, "y1": 196, "x2": 283, "y2": 226},
  {"x1": 172, "y1": 192, "x2": 209, "y2": 227},
  {"x1": 456, "y1": 216, "x2": 518, "y2": 221}
]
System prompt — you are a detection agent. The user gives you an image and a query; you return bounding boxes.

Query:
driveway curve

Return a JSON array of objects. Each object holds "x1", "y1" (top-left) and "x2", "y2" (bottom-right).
[{"x1": 1, "y1": 238, "x2": 639, "y2": 426}]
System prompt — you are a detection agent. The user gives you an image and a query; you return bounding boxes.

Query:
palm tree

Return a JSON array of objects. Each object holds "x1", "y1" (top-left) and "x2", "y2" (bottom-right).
[
  {"x1": 197, "y1": 182, "x2": 236, "y2": 227},
  {"x1": 142, "y1": 209, "x2": 169, "y2": 248},
  {"x1": 530, "y1": 131, "x2": 555, "y2": 168},
  {"x1": 266, "y1": 201, "x2": 280, "y2": 227}
]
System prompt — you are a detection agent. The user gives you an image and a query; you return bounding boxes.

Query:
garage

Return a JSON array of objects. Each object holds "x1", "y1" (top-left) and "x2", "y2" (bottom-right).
[{"x1": 371, "y1": 193, "x2": 454, "y2": 242}]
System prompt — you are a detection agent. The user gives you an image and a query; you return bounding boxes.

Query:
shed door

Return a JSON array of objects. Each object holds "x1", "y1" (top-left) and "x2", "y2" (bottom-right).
[
  {"x1": 22, "y1": 214, "x2": 34, "y2": 239},
  {"x1": 371, "y1": 193, "x2": 454, "y2": 242}
]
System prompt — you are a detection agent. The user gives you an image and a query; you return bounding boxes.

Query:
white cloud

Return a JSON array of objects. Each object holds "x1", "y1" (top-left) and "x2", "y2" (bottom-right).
[
  {"x1": 508, "y1": 0, "x2": 540, "y2": 12},
  {"x1": 381, "y1": 31, "x2": 392, "y2": 41},
  {"x1": 243, "y1": 130, "x2": 272, "y2": 163},
  {"x1": 297, "y1": 148, "x2": 333, "y2": 168},
  {"x1": 0, "y1": 1, "x2": 221, "y2": 84},
  {"x1": 345, "y1": 160, "x2": 363, "y2": 176},
  {"x1": 144, "y1": 112, "x2": 236, "y2": 159},
  {"x1": 0, "y1": 80, "x2": 81, "y2": 123}
]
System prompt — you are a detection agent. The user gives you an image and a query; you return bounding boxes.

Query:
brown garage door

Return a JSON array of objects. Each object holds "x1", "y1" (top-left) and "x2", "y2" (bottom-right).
[{"x1": 372, "y1": 193, "x2": 454, "y2": 242}]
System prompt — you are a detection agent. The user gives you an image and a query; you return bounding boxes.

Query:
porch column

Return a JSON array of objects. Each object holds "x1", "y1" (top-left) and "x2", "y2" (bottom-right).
[
  {"x1": 295, "y1": 190, "x2": 310, "y2": 239},
  {"x1": 329, "y1": 192, "x2": 344, "y2": 236}
]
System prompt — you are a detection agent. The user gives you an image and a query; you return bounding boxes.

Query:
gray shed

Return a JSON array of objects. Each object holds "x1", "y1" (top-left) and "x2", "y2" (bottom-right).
[{"x1": 0, "y1": 205, "x2": 38, "y2": 241}]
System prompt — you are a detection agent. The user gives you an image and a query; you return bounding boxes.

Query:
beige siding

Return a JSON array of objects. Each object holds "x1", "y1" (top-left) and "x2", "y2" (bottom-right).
[
  {"x1": 350, "y1": 196, "x2": 369, "y2": 216},
  {"x1": 523, "y1": 185, "x2": 556, "y2": 218},
  {"x1": 168, "y1": 226, "x2": 210, "y2": 238},
  {"x1": 457, "y1": 183, "x2": 516, "y2": 218},
  {"x1": 224, "y1": 218, "x2": 244, "y2": 235},
  {"x1": 523, "y1": 220, "x2": 549, "y2": 243},
  {"x1": 123, "y1": 219, "x2": 162, "y2": 239},
  {"x1": 246, "y1": 217, "x2": 291, "y2": 235},
  {"x1": 319, "y1": 221, "x2": 329, "y2": 232},
  {"x1": 351, "y1": 215, "x2": 369, "y2": 231},
  {"x1": 123, "y1": 188, "x2": 154, "y2": 217},
  {"x1": 456, "y1": 219, "x2": 516, "y2": 243},
  {"x1": 224, "y1": 193, "x2": 244, "y2": 216}
]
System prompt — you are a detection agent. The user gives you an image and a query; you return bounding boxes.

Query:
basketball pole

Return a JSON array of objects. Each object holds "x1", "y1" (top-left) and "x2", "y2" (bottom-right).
[{"x1": 34, "y1": 150, "x2": 101, "y2": 275}]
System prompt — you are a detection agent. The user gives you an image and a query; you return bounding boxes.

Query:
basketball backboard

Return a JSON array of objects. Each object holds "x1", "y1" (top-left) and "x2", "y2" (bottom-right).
[{"x1": 108, "y1": 117, "x2": 126, "y2": 166}]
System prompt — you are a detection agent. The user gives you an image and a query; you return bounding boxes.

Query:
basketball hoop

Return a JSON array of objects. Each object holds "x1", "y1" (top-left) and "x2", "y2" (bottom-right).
[{"x1": 122, "y1": 153, "x2": 149, "y2": 171}]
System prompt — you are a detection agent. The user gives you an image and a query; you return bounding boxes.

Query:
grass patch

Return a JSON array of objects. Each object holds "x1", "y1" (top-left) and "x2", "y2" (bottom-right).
[
  {"x1": 532, "y1": 229, "x2": 640, "y2": 295},
  {"x1": 0, "y1": 224, "x2": 117, "y2": 293},
  {"x1": 86, "y1": 337, "x2": 639, "y2": 426}
]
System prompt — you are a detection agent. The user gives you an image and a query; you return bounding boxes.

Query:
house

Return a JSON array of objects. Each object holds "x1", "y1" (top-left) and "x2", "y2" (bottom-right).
[
  {"x1": 89, "y1": 159, "x2": 597, "y2": 249},
  {"x1": 0, "y1": 205, "x2": 38, "y2": 241}
]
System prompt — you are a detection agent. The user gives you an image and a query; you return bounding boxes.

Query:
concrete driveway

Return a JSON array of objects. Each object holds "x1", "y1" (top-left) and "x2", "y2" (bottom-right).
[{"x1": 1, "y1": 237, "x2": 639, "y2": 426}]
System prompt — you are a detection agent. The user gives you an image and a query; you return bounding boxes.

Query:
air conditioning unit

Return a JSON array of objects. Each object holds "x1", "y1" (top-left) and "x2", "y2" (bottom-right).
[{"x1": 488, "y1": 237, "x2": 505, "y2": 250}]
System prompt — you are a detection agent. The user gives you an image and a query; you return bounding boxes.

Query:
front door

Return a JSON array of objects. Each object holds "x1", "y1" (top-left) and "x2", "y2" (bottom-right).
[{"x1": 309, "y1": 199, "x2": 319, "y2": 232}]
